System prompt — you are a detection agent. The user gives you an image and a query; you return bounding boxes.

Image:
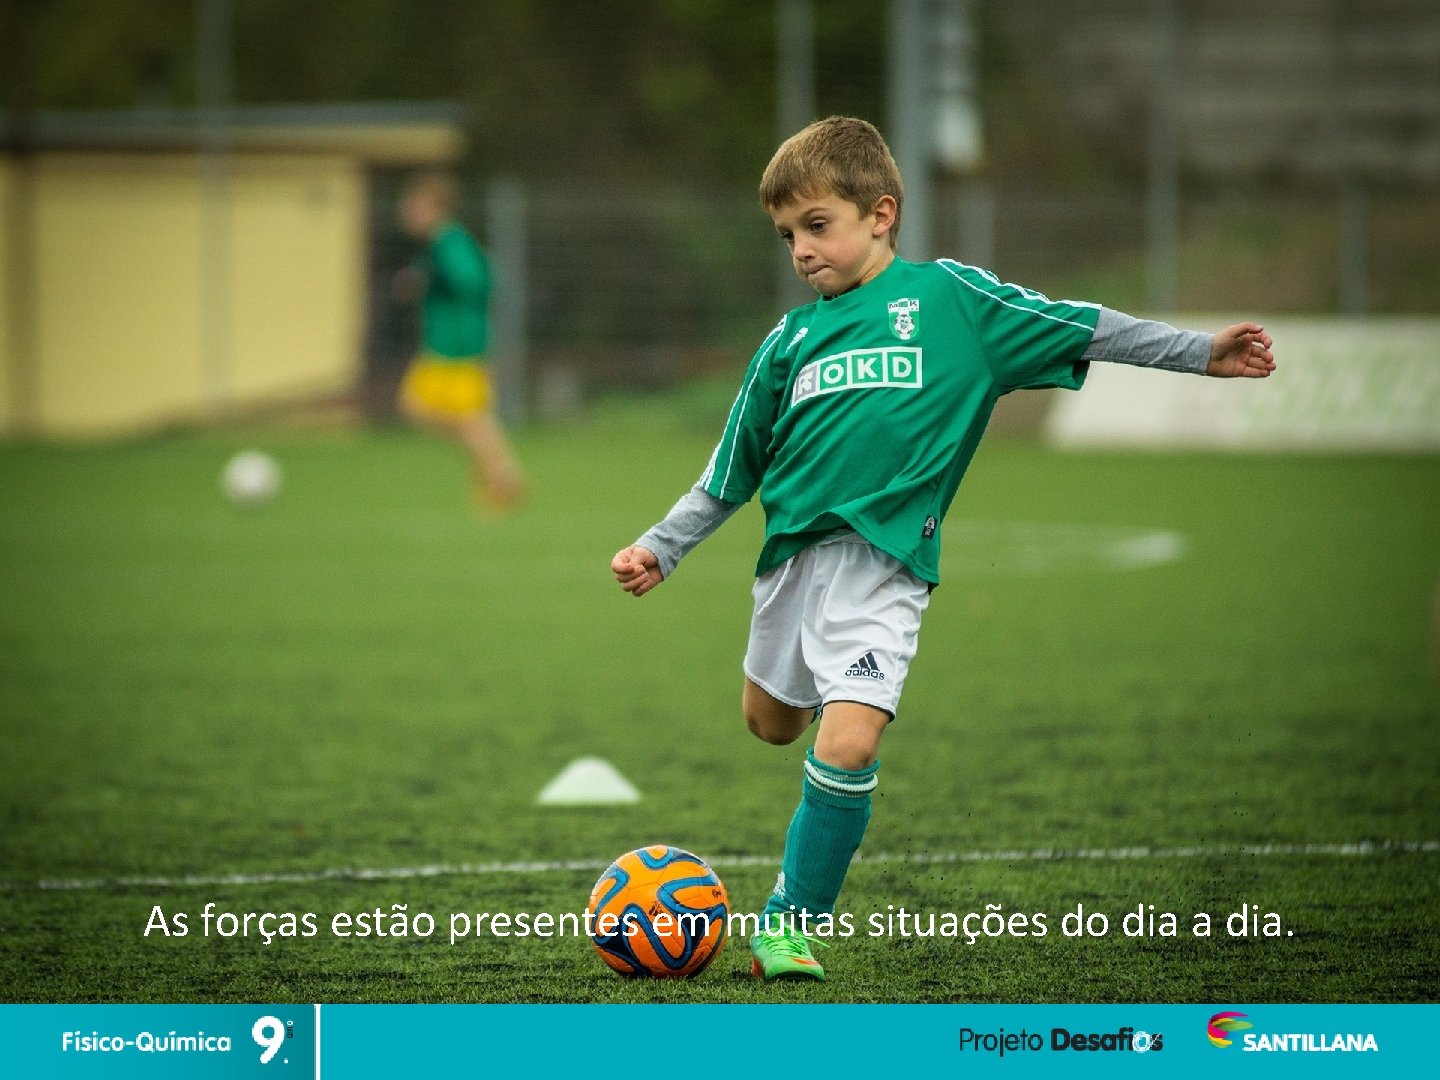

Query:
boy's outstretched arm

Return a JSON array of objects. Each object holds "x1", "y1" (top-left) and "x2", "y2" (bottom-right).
[
  {"x1": 1081, "y1": 310, "x2": 1275, "y2": 379},
  {"x1": 1207, "y1": 322, "x2": 1276, "y2": 378},
  {"x1": 611, "y1": 484, "x2": 741, "y2": 599},
  {"x1": 614, "y1": 316, "x2": 784, "y2": 598}
]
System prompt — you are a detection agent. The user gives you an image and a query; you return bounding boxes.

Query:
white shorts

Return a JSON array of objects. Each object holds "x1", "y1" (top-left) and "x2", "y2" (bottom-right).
[{"x1": 743, "y1": 532, "x2": 930, "y2": 718}]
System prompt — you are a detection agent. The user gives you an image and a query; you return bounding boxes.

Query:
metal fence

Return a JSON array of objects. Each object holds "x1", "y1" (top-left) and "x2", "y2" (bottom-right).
[{"x1": 363, "y1": 175, "x2": 1437, "y2": 422}]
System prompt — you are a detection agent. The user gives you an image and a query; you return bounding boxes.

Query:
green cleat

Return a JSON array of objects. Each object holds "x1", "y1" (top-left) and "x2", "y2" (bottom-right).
[{"x1": 750, "y1": 926, "x2": 828, "y2": 981}]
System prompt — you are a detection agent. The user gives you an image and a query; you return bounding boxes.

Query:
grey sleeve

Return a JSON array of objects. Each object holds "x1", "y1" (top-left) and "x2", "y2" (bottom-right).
[
  {"x1": 1081, "y1": 307, "x2": 1212, "y2": 374},
  {"x1": 634, "y1": 484, "x2": 743, "y2": 580}
]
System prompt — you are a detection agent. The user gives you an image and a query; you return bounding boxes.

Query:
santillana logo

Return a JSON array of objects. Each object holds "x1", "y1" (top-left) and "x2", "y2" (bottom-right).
[
  {"x1": 1207, "y1": 1011, "x2": 1379, "y2": 1053},
  {"x1": 1207, "y1": 1012, "x2": 1252, "y2": 1048}
]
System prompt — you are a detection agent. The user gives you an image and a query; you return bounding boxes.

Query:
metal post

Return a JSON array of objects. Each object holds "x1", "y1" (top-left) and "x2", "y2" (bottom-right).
[
  {"x1": 1339, "y1": 181, "x2": 1369, "y2": 317},
  {"x1": 1146, "y1": 0, "x2": 1181, "y2": 313},
  {"x1": 955, "y1": 183, "x2": 994, "y2": 269},
  {"x1": 933, "y1": 0, "x2": 982, "y2": 174},
  {"x1": 774, "y1": 0, "x2": 816, "y2": 309},
  {"x1": 776, "y1": 0, "x2": 816, "y2": 137},
  {"x1": 1, "y1": 3, "x2": 40, "y2": 433},
  {"x1": 485, "y1": 177, "x2": 529, "y2": 424},
  {"x1": 935, "y1": 0, "x2": 986, "y2": 265},
  {"x1": 2, "y1": 154, "x2": 39, "y2": 434},
  {"x1": 196, "y1": 0, "x2": 234, "y2": 411},
  {"x1": 1332, "y1": 6, "x2": 1367, "y2": 317},
  {"x1": 888, "y1": 0, "x2": 932, "y2": 262}
]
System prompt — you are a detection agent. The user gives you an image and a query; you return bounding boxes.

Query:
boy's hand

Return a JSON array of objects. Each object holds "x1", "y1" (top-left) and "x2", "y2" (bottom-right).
[
  {"x1": 1207, "y1": 322, "x2": 1275, "y2": 378},
  {"x1": 612, "y1": 545, "x2": 663, "y2": 598}
]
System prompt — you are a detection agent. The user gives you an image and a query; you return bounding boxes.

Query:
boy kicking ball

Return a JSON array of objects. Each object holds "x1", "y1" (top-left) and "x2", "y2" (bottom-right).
[{"x1": 611, "y1": 117, "x2": 1274, "y2": 982}]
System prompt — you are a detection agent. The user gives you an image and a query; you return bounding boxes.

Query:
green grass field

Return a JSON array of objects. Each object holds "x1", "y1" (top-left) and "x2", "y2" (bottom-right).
[{"x1": 1, "y1": 395, "x2": 1437, "y2": 1004}]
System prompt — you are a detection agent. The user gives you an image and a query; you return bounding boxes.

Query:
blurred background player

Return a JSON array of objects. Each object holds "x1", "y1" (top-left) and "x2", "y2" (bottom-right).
[{"x1": 396, "y1": 170, "x2": 526, "y2": 510}]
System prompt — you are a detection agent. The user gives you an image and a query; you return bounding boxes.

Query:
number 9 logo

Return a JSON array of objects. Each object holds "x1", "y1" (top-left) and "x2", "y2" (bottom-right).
[{"x1": 252, "y1": 1015, "x2": 286, "y2": 1064}]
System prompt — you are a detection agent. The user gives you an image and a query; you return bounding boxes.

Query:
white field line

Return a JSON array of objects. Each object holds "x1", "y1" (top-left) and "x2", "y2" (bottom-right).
[{"x1": 18, "y1": 840, "x2": 1439, "y2": 892}]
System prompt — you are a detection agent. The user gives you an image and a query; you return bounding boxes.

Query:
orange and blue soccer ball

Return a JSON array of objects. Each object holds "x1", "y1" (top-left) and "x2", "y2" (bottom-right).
[{"x1": 587, "y1": 845, "x2": 729, "y2": 978}]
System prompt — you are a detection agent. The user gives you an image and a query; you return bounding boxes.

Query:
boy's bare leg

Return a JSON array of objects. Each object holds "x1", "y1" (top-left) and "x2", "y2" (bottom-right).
[
  {"x1": 751, "y1": 697, "x2": 888, "y2": 980},
  {"x1": 460, "y1": 410, "x2": 526, "y2": 505},
  {"x1": 743, "y1": 682, "x2": 889, "y2": 764},
  {"x1": 743, "y1": 678, "x2": 812, "y2": 746},
  {"x1": 813, "y1": 701, "x2": 889, "y2": 769}
]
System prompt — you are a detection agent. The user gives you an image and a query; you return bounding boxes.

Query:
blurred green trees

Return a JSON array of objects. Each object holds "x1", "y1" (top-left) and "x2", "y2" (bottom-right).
[{"x1": 2, "y1": 0, "x2": 887, "y2": 183}]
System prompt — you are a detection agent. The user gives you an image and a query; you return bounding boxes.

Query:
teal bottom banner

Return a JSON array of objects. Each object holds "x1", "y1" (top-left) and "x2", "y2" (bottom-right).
[{"x1": 2, "y1": 1004, "x2": 1432, "y2": 1078}]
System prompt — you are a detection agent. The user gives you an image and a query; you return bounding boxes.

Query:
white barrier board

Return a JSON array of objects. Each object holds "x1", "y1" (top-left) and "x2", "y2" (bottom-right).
[{"x1": 1045, "y1": 318, "x2": 1440, "y2": 451}]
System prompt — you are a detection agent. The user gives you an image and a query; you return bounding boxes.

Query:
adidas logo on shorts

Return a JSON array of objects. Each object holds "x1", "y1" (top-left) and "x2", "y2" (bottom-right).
[{"x1": 845, "y1": 651, "x2": 886, "y2": 680}]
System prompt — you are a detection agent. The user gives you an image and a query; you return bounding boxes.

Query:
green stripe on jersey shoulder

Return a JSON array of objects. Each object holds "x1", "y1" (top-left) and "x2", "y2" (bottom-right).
[{"x1": 936, "y1": 259, "x2": 1099, "y2": 330}]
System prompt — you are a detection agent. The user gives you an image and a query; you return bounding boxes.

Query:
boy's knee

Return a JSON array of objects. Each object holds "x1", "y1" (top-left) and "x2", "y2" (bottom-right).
[
  {"x1": 745, "y1": 709, "x2": 804, "y2": 746},
  {"x1": 813, "y1": 703, "x2": 890, "y2": 771},
  {"x1": 741, "y1": 681, "x2": 810, "y2": 746},
  {"x1": 813, "y1": 735, "x2": 877, "y2": 772}
]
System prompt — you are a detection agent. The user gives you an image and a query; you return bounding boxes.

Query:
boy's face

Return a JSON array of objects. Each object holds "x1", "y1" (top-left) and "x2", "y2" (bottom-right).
[{"x1": 770, "y1": 193, "x2": 897, "y2": 298}]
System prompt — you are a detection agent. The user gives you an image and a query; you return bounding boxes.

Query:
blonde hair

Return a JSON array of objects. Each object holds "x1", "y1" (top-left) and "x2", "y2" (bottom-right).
[{"x1": 759, "y1": 117, "x2": 904, "y2": 247}]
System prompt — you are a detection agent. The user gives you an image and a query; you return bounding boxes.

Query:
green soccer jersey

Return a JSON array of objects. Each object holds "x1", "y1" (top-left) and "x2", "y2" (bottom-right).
[
  {"x1": 700, "y1": 257, "x2": 1099, "y2": 584},
  {"x1": 420, "y1": 222, "x2": 491, "y2": 358}
]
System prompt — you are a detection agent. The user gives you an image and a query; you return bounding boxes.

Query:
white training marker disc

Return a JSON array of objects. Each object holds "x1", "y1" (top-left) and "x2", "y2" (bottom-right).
[{"x1": 536, "y1": 757, "x2": 641, "y2": 806}]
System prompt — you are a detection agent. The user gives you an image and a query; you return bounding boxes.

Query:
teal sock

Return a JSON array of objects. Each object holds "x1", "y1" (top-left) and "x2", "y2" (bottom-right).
[{"x1": 762, "y1": 747, "x2": 877, "y2": 927}]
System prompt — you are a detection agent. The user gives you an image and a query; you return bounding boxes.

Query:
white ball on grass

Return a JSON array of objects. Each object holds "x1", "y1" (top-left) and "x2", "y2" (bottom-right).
[{"x1": 221, "y1": 450, "x2": 282, "y2": 507}]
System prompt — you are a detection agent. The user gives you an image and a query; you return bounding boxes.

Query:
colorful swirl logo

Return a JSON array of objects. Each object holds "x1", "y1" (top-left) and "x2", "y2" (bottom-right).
[{"x1": 1207, "y1": 1011, "x2": 1252, "y2": 1048}]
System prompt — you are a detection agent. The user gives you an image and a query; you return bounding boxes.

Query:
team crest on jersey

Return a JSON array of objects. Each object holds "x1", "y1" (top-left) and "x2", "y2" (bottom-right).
[{"x1": 887, "y1": 297, "x2": 920, "y2": 341}]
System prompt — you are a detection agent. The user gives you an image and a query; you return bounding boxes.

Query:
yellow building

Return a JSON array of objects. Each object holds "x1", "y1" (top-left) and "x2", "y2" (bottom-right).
[{"x1": 0, "y1": 106, "x2": 464, "y2": 437}]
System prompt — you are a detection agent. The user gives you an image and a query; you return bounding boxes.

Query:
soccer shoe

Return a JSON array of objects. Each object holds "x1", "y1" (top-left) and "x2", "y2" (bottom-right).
[{"x1": 750, "y1": 926, "x2": 828, "y2": 981}]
